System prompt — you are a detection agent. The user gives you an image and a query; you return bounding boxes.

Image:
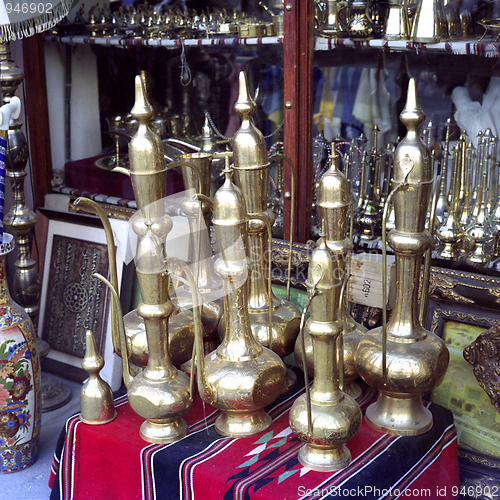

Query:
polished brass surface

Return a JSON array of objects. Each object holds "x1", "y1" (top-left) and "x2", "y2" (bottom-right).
[
  {"x1": 383, "y1": 0, "x2": 410, "y2": 40},
  {"x1": 295, "y1": 147, "x2": 365, "y2": 400},
  {"x1": 411, "y1": 0, "x2": 448, "y2": 42},
  {"x1": 436, "y1": 143, "x2": 462, "y2": 259},
  {"x1": 355, "y1": 126, "x2": 382, "y2": 241},
  {"x1": 464, "y1": 131, "x2": 496, "y2": 265},
  {"x1": 434, "y1": 120, "x2": 451, "y2": 227},
  {"x1": 289, "y1": 236, "x2": 361, "y2": 471},
  {"x1": 194, "y1": 166, "x2": 287, "y2": 437},
  {"x1": 317, "y1": 0, "x2": 348, "y2": 37},
  {"x1": 229, "y1": 71, "x2": 300, "y2": 390},
  {"x1": 91, "y1": 76, "x2": 198, "y2": 444},
  {"x1": 176, "y1": 152, "x2": 223, "y2": 354},
  {"x1": 80, "y1": 330, "x2": 117, "y2": 425},
  {"x1": 354, "y1": 79, "x2": 449, "y2": 436}
]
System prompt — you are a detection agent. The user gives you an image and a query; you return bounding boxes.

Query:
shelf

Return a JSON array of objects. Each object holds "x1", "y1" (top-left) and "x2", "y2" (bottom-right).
[
  {"x1": 44, "y1": 34, "x2": 283, "y2": 48},
  {"x1": 314, "y1": 37, "x2": 500, "y2": 57}
]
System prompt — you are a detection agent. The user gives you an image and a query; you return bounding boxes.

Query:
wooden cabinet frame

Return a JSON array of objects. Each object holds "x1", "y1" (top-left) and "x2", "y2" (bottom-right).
[{"x1": 23, "y1": 0, "x2": 314, "y2": 243}]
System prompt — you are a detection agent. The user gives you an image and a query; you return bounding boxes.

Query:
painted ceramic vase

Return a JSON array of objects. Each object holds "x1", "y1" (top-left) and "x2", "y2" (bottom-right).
[{"x1": 0, "y1": 234, "x2": 41, "y2": 472}]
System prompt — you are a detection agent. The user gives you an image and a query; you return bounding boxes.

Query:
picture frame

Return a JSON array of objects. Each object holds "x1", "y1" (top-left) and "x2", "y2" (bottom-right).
[
  {"x1": 424, "y1": 266, "x2": 500, "y2": 494},
  {"x1": 36, "y1": 208, "x2": 134, "y2": 391}
]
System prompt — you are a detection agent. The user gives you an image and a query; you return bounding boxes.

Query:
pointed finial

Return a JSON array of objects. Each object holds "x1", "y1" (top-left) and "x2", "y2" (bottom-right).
[
  {"x1": 80, "y1": 330, "x2": 117, "y2": 425},
  {"x1": 131, "y1": 74, "x2": 153, "y2": 123},
  {"x1": 400, "y1": 78, "x2": 425, "y2": 129},
  {"x1": 234, "y1": 71, "x2": 256, "y2": 118}
]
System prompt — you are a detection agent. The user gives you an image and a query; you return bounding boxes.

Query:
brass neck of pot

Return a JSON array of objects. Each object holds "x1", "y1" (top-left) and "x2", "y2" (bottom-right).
[
  {"x1": 216, "y1": 262, "x2": 263, "y2": 361},
  {"x1": 386, "y1": 232, "x2": 430, "y2": 341},
  {"x1": 136, "y1": 269, "x2": 178, "y2": 380},
  {"x1": 306, "y1": 237, "x2": 343, "y2": 403}
]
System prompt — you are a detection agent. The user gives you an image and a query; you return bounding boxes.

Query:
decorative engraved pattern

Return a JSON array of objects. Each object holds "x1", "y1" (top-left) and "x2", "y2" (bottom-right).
[
  {"x1": 428, "y1": 272, "x2": 474, "y2": 304},
  {"x1": 464, "y1": 322, "x2": 500, "y2": 414},
  {"x1": 430, "y1": 309, "x2": 497, "y2": 337},
  {"x1": 430, "y1": 268, "x2": 500, "y2": 305},
  {"x1": 461, "y1": 476, "x2": 500, "y2": 499},
  {"x1": 63, "y1": 282, "x2": 89, "y2": 313},
  {"x1": 41, "y1": 235, "x2": 110, "y2": 359}
]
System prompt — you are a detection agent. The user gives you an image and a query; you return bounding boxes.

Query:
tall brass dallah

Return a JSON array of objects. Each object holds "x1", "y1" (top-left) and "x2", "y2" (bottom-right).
[
  {"x1": 295, "y1": 147, "x2": 366, "y2": 400},
  {"x1": 92, "y1": 75, "x2": 196, "y2": 444},
  {"x1": 229, "y1": 71, "x2": 300, "y2": 389},
  {"x1": 354, "y1": 79, "x2": 449, "y2": 435},
  {"x1": 194, "y1": 165, "x2": 287, "y2": 437},
  {"x1": 105, "y1": 75, "x2": 196, "y2": 370},
  {"x1": 289, "y1": 234, "x2": 361, "y2": 471}
]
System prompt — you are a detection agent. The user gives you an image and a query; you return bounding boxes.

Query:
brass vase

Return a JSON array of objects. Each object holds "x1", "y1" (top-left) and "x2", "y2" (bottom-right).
[
  {"x1": 194, "y1": 166, "x2": 287, "y2": 437},
  {"x1": 295, "y1": 147, "x2": 366, "y2": 400},
  {"x1": 289, "y1": 235, "x2": 361, "y2": 471},
  {"x1": 225, "y1": 71, "x2": 301, "y2": 390},
  {"x1": 354, "y1": 79, "x2": 449, "y2": 436},
  {"x1": 0, "y1": 234, "x2": 41, "y2": 472},
  {"x1": 436, "y1": 143, "x2": 462, "y2": 259},
  {"x1": 464, "y1": 133, "x2": 496, "y2": 265}
]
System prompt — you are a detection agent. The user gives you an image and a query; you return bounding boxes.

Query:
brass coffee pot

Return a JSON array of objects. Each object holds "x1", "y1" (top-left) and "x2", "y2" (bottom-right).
[
  {"x1": 354, "y1": 79, "x2": 449, "y2": 436},
  {"x1": 193, "y1": 164, "x2": 287, "y2": 437},
  {"x1": 227, "y1": 71, "x2": 301, "y2": 390},
  {"x1": 295, "y1": 146, "x2": 366, "y2": 400},
  {"x1": 82, "y1": 75, "x2": 199, "y2": 443},
  {"x1": 290, "y1": 234, "x2": 361, "y2": 471},
  {"x1": 85, "y1": 75, "x2": 197, "y2": 370},
  {"x1": 95, "y1": 206, "x2": 197, "y2": 444},
  {"x1": 317, "y1": 0, "x2": 348, "y2": 37}
]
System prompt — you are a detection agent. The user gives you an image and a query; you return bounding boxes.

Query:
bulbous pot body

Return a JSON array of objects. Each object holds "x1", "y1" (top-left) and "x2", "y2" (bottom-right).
[
  {"x1": 201, "y1": 347, "x2": 286, "y2": 437},
  {"x1": 289, "y1": 391, "x2": 361, "y2": 471},
  {"x1": 355, "y1": 326, "x2": 449, "y2": 434}
]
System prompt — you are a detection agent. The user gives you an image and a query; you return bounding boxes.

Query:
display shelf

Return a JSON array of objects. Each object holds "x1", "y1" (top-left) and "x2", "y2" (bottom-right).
[
  {"x1": 314, "y1": 36, "x2": 500, "y2": 57},
  {"x1": 44, "y1": 34, "x2": 282, "y2": 48}
]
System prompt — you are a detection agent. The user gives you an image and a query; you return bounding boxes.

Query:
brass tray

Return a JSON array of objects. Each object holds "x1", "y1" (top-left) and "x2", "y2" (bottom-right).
[{"x1": 95, "y1": 154, "x2": 130, "y2": 172}]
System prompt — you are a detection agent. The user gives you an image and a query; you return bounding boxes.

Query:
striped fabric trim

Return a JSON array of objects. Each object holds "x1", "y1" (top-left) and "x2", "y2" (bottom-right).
[{"x1": 384, "y1": 425, "x2": 457, "y2": 500}]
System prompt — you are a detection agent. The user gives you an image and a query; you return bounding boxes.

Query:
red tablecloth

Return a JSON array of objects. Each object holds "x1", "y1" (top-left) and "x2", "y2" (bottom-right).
[{"x1": 49, "y1": 376, "x2": 459, "y2": 500}]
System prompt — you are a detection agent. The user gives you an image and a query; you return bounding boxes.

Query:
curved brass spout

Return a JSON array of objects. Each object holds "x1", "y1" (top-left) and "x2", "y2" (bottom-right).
[
  {"x1": 74, "y1": 197, "x2": 121, "y2": 356},
  {"x1": 94, "y1": 273, "x2": 133, "y2": 387}
]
